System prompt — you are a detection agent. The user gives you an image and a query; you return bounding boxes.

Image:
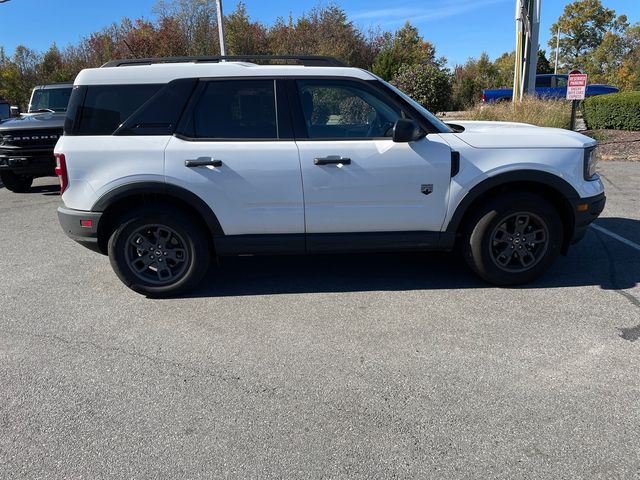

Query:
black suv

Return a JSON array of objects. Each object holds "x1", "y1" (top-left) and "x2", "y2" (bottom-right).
[{"x1": 0, "y1": 83, "x2": 72, "y2": 192}]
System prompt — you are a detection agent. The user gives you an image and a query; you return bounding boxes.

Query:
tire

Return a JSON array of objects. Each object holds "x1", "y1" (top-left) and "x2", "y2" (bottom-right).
[
  {"x1": 107, "y1": 206, "x2": 211, "y2": 297},
  {"x1": 461, "y1": 192, "x2": 563, "y2": 286},
  {"x1": 0, "y1": 171, "x2": 33, "y2": 193}
]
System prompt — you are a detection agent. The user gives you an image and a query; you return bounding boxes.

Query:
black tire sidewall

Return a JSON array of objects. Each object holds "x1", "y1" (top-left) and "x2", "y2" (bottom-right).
[
  {"x1": 463, "y1": 193, "x2": 563, "y2": 286},
  {"x1": 0, "y1": 171, "x2": 33, "y2": 193},
  {"x1": 108, "y1": 208, "x2": 210, "y2": 297}
]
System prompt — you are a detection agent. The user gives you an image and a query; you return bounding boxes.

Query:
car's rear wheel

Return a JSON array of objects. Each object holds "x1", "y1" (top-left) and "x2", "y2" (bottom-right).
[
  {"x1": 462, "y1": 192, "x2": 563, "y2": 285},
  {"x1": 0, "y1": 171, "x2": 33, "y2": 193},
  {"x1": 108, "y1": 207, "x2": 210, "y2": 297}
]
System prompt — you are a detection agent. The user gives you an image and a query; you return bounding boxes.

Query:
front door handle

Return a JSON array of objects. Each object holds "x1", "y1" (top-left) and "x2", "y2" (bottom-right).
[
  {"x1": 185, "y1": 157, "x2": 223, "y2": 168},
  {"x1": 314, "y1": 156, "x2": 351, "y2": 166}
]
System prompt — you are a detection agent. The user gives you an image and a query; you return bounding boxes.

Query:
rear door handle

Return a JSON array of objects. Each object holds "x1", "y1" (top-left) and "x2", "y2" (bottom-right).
[
  {"x1": 185, "y1": 157, "x2": 223, "y2": 167},
  {"x1": 314, "y1": 156, "x2": 351, "y2": 166}
]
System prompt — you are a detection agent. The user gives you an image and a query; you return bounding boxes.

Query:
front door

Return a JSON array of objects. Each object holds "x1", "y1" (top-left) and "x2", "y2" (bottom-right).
[{"x1": 293, "y1": 79, "x2": 452, "y2": 234}]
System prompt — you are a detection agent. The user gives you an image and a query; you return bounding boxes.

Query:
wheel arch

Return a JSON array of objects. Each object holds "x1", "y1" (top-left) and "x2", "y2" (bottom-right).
[
  {"x1": 446, "y1": 170, "x2": 579, "y2": 254},
  {"x1": 92, "y1": 182, "x2": 223, "y2": 254}
]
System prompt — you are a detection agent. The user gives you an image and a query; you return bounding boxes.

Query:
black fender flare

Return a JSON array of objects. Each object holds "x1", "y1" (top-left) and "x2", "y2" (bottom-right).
[
  {"x1": 445, "y1": 169, "x2": 579, "y2": 234},
  {"x1": 91, "y1": 181, "x2": 224, "y2": 236}
]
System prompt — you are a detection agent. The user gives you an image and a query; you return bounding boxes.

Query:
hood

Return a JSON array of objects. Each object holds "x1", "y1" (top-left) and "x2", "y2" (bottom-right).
[
  {"x1": 449, "y1": 121, "x2": 596, "y2": 149},
  {"x1": 0, "y1": 112, "x2": 65, "y2": 132}
]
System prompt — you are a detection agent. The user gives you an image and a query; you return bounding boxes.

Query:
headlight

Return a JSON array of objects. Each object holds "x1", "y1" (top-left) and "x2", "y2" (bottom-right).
[{"x1": 584, "y1": 146, "x2": 599, "y2": 180}]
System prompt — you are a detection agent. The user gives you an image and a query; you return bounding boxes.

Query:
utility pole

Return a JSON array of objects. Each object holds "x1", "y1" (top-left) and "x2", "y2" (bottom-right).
[
  {"x1": 512, "y1": 0, "x2": 541, "y2": 102},
  {"x1": 216, "y1": 0, "x2": 227, "y2": 57},
  {"x1": 525, "y1": 0, "x2": 540, "y2": 96}
]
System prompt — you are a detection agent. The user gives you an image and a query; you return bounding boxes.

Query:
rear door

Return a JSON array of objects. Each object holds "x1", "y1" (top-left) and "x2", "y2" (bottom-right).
[{"x1": 164, "y1": 79, "x2": 304, "y2": 241}]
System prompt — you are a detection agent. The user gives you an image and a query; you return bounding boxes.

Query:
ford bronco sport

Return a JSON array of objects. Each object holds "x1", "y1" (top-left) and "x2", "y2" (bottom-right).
[{"x1": 55, "y1": 56, "x2": 605, "y2": 296}]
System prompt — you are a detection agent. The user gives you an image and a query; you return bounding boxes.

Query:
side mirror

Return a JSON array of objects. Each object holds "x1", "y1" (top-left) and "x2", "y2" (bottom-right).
[
  {"x1": 392, "y1": 118, "x2": 426, "y2": 143},
  {"x1": 10, "y1": 106, "x2": 20, "y2": 118}
]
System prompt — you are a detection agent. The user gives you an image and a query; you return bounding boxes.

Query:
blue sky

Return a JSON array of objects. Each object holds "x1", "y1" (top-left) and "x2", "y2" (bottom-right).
[{"x1": 0, "y1": 0, "x2": 637, "y2": 67}]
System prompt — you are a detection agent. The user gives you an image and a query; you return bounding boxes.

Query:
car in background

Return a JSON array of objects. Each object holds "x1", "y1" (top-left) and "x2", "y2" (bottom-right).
[
  {"x1": 482, "y1": 74, "x2": 619, "y2": 102},
  {"x1": 26, "y1": 82, "x2": 73, "y2": 114},
  {"x1": 0, "y1": 83, "x2": 72, "y2": 192}
]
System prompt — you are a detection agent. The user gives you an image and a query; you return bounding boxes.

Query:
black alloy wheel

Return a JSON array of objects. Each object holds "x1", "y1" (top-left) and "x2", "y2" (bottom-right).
[
  {"x1": 108, "y1": 207, "x2": 210, "y2": 297},
  {"x1": 462, "y1": 192, "x2": 563, "y2": 286}
]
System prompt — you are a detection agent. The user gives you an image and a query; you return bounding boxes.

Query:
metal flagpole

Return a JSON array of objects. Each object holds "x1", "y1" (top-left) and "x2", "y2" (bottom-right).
[{"x1": 554, "y1": 26, "x2": 560, "y2": 74}]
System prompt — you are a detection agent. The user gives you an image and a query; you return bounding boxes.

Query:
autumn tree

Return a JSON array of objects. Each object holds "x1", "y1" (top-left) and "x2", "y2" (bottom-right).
[
  {"x1": 266, "y1": 6, "x2": 381, "y2": 68},
  {"x1": 154, "y1": 0, "x2": 219, "y2": 55}
]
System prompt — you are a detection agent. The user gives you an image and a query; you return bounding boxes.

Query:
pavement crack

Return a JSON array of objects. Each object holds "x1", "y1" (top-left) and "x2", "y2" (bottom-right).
[
  {"x1": 1, "y1": 329, "x2": 242, "y2": 383},
  {"x1": 593, "y1": 229, "x2": 640, "y2": 342}
]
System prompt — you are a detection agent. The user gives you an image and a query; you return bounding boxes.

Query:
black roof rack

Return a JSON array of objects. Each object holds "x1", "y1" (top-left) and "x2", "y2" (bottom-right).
[{"x1": 101, "y1": 55, "x2": 346, "y2": 68}]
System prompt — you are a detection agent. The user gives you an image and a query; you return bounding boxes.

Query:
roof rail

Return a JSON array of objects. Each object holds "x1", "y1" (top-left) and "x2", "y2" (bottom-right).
[{"x1": 101, "y1": 55, "x2": 346, "y2": 68}]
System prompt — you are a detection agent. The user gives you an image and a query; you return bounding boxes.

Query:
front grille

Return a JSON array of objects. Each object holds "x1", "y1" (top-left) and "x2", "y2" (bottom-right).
[{"x1": 0, "y1": 129, "x2": 63, "y2": 149}]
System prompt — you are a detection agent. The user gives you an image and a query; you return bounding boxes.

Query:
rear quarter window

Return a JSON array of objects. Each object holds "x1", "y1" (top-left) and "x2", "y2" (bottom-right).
[{"x1": 66, "y1": 84, "x2": 162, "y2": 135}]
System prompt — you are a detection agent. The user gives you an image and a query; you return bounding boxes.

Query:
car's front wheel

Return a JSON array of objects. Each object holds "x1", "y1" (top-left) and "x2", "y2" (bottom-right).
[
  {"x1": 462, "y1": 192, "x2": 563, "y2": 285},
  {"x1": 0, "y1": 171, "x2": 33, "y2": 193},
  {"x1": 108, "y1": 207, "x2": 210, "y2": 297}
]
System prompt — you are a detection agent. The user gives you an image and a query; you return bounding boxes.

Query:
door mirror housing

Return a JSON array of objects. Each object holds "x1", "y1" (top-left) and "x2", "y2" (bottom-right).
[{"x1": 392, "y1": 119, "x2": 426, "y2": 143}]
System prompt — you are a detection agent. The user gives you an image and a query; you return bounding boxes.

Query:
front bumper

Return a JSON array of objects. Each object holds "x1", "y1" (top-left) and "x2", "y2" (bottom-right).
[
  {"x1": 57, "y1": 206, "x2": 103, "y2": 254},
  {"x1": 570, "y1": 192, "x2": 606, "y2": 244},
  {"x1": 0, "y1": 153, "x2": 56, "y2": 176}
]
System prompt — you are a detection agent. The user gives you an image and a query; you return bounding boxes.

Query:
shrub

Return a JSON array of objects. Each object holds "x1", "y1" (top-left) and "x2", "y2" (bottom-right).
[
  {"x1": 583, "y1": 91, "x2": 640, "y2": 131},
  {"x1": 468, "y1": 97, "x2": 572, "y2": 129},
  {"x1": 391, "y1": 64, "x2": 452, "y2": 113}
]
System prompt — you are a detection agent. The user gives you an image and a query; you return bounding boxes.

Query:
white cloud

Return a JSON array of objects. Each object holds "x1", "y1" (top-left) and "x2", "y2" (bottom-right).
[{"x1": 353, "y1": 0, "x2": 510, "y2": 25}]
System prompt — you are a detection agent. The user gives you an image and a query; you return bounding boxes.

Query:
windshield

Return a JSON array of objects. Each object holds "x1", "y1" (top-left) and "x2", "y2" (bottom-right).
[
  {"x1": 0, "y1": 103, "x2": 9, "y2": 120},
  {"x1": 380, "y1": 79, "x2": 453, "y2": 134},
  {"x1": 28, "y1": 87, "x2": 72, "y2": 113}
]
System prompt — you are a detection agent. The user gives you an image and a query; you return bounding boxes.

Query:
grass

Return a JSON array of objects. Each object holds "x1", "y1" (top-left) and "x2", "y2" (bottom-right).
[{"x1": 467, "y1": 97, "x2": 574, "y2": 129}]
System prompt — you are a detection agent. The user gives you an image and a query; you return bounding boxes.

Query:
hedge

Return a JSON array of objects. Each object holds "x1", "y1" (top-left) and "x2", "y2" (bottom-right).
[{"x1": 583, "y1": 91, "x2": 640, "y2": 131}]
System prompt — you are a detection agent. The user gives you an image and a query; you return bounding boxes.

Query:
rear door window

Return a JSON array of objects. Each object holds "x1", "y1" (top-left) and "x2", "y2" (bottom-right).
[{"x1": 184, "y1": 80, "x2": 278, "y2": 140}]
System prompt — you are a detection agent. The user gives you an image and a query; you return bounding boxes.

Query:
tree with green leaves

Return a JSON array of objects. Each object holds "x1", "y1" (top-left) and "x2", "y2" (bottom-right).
[
  {"x1": 391, "y1": 63, "x2": 452, "y2": 112},
  {"x1": 372, "y1": 22, "x2": 441, "y2": 80},
  {"x1": 548, "y1": 0, "x2": 628, "y2": 71}
]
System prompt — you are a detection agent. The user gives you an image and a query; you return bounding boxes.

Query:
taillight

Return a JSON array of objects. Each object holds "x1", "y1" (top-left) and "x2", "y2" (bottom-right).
[
  {"x1": 54, "y1": 153, "x2": 68, "y2": 194},
  {"x1": 482, "y1": 93, "x2": 486, "y2": 102}
]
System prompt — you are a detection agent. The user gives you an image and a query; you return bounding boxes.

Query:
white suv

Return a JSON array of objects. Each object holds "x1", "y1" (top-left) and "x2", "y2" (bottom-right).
[{"x1": 55, "y1": 56, "x2": 605, "y2": 296}]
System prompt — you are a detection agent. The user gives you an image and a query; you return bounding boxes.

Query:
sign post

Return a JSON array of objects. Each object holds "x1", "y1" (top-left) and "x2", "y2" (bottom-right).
[{"x1": 567, "y1": 70, "x2": 587, "y2": 130}]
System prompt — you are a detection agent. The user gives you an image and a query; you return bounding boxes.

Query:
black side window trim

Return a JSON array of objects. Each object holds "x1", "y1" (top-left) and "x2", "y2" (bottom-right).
[{"x1": 174, "y1": 78, "x2": 293, "y2": 142}]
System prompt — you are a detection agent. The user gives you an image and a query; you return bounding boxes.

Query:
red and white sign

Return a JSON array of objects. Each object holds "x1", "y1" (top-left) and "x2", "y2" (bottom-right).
[{"x1": 567, "y1": 70, "x2": 588, "y2": 100}]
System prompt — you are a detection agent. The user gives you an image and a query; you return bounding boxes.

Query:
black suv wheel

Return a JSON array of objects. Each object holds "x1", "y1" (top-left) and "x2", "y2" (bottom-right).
[
  {"x1": 108, "y1": 207, "x2": 210, "y2": 297},
  {"x1": 462, "y1": 192, "x2": 563, "y2": 285},
  {"x1": 0, "y1": 171, "x2": 33, "y2": 193}
]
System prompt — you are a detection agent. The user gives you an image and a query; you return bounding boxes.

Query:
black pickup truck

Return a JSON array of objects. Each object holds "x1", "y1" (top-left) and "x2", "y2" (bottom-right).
[{"x1": 0, "y1": 83, "x2": 72, "y2": 192}]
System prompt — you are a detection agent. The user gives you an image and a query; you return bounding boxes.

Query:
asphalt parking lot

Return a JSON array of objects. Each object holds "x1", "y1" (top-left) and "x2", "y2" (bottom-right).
[{"x1": 1, "y1": 161, "x2": 639, "y2": 479}]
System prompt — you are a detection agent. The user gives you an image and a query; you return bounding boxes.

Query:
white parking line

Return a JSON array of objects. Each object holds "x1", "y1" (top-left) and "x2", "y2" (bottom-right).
[{"x1": 592, "y1": 224, "x2": 640, "y2": 252}]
